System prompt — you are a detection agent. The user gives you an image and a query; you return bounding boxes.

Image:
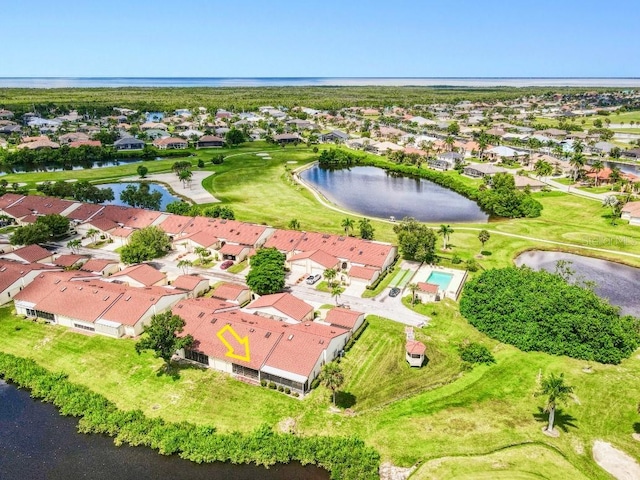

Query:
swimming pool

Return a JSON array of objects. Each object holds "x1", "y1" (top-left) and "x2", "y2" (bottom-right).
[{"x1": 427, "y1": 271, "x2": 454, "y2": 291}]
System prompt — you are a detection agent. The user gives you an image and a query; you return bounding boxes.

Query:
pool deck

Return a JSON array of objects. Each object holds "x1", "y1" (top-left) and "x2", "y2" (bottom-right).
[{"x1": 411, "y1": 265, "x2": 467, "y2": 300}]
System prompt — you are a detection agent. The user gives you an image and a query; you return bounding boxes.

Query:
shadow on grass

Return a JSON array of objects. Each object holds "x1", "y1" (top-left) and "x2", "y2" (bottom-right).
[
  {"x1": 533, "y1": 407, "x2": 578, "y2": 433},
  {"x1": 633, "y1": 422, "x2": 640, "y2": 434},
  {"x1": 335, "y1": 391, "x2": 357, "y2": 409},
  {"x1": 155, "y1": 363, "x2": 182, "y2": 381}
]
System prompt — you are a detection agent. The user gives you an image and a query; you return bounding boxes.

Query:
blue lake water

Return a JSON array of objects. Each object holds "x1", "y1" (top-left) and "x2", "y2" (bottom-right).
[
  {"x1": 0, "y1": 77, "x2": 639, "y2": 88},
  {"x1": 0, "y1": 158, "x2": 143, "y2": 175},
  {"x1": 98, "y1": 182, "x2": 180, "y2": 211},
  {"x1": 300, "y1": 165, "x2": 489, "y2": 223},
  {"x1": 0, "y1": 380, "x2": 328, "y2": 480},
  {"x1": 514, "y1": 250, "x2": 640, "y2": 317}
]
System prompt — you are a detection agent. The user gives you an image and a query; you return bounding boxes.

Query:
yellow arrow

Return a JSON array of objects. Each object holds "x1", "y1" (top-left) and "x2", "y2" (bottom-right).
[{"x1": 216, "y1": 324, "x2": 250, "y2": 362}]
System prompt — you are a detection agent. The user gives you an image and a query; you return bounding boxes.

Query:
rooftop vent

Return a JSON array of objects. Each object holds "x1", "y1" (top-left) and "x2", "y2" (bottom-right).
[
  {"x1": 287, "y1": 334, "x2": 294, "y2": 341},
  {"x1": 198, "y1": 312, "x2": 205, "y2": 318},
  {"x1": 265, "y1": 332, "x2": 271, "y2": 338}
]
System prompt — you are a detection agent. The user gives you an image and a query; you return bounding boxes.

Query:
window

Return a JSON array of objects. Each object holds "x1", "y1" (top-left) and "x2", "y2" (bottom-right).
[
  {"x1": 232, "y1": 364, "x2": 259, "y2": 379},
  {"x1": 35, "y1": 310, "x2": 55, "y2": 321},
  {"x1": 185, "y1": 349, "x2": 209, "y2": 365},
  {"x1": 73, "y1": 323, "x2": 95, "y2": 332}
]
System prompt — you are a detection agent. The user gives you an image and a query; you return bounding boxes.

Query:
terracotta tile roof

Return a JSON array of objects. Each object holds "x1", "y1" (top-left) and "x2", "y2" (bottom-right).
[
  {"x1": 263, "y1": 229, "x2": 305, "y2": 252},
  {"x1": 219, "y1": 243, "x2": 249, "y2": 256},
  {"x1": 261, "y1": 328, "x2": 327, "y2": 378},
  {"x1": 53, "y1": 254, "x2": 88, "y2": 267},
  {"x1": 3, "y1": 204, "x2": 33, "y2": 219},
  {"x1": 100, "y1": 286, "x2": 184, "y2": 326},
  {"x1": 172, "y1": 274, "x2": 208, "y2": 291},
  {"x1": 247, "y1": 293, "x2": 314, "y2": 322},
  {"x1": 111, "y1": 227, "x2": 134, "y2": 238},
  {"x1": 0, "y1": 193, "x2": 25, "y2": 210},
  {"x1": 211, "y1": 282, "x2": 250, "y2": 302},
  {"x1": 325, "y1": 307, "x2": 364, "y2": 330},
  {"x1": 288, "y1": 249, "x2": 339, "y2": 269},
  {"x1": 622, "y1": 201, "x2": 640, "y2": 215},
  {"x1": 80, "y1": 258, "x2": 118, "y2": 273},
  {"x1": 348, "y1": 265, "x2": 378, "y2": 281},
  {"x1": 176, "y1": 307, "x2": 280, "y2": 371},
  {"x1": 69, "y1": 140, "x2": 102, "y2": 148},
  {"x1": 0, "y1": 260, "x2": 58, "y2": 292},
  {"x1": 296, "y1": 232, "x2": 394, "y2": 270},
  {"x1": 26, "y1": 279, "x2": 127, "y2": 323},
  {"x1": 418, "y1": 282, "x2": 439, "y2": 294},
  {"x1": 158, "y1": 215, "x2": 193, "y2": 234},
  {"x1": 180, "y1": 229, "x2": 219, "y2": 248},
  {"x1": 87, "y1": 217, "x2": 118, "y2": 232},
  {"x1": 7, "y1": 195, "x2": 76, "y2": 216},
  {"x1": 182, "y1": 217, "x2": 269, "y2": 247},
  {"x1": 8, "y1": 245, "x2": 52, "y2": 263},
  {"x1": 110, "y1": 264, "x2": 166, "y2": 286},
  {"x1": 66, "y1": 203, "x2": 104, "y2": 222},
  {"x1": 406, "y1": 340, "x2": 426, "y2": 355},
  {"x1": 153, "y1": 137, "x2": 187, "y2": 147}
]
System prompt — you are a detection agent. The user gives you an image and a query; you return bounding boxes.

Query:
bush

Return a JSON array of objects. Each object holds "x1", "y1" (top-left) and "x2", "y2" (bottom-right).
[
  {"x1": 451, "y1": 254, "x2": 462, "y2": 264},
  {"x1": 459, "y1": 342, "x2": 495, "y2": 365},
  {"x1": 293, "y1": 392, "x2": 300, "y2": 398},
  {"x1": 260, "y1": 379, "x2": 267, "y2": 387},
  {"x1": 466, "y1": 259, "x2": 479, "y2": 272},
  {"x1": 277, "y1": 385, "x2": 284, "y2": 392},
  {"x1": 459, "y1": 267, "x2": 640, "y2": 364},
  {"x1": 268, "y1": 381, "x2": 277, "y2": 389},
  {"x1": 284, "y1": 387, "x2": 291, "y2": 394},
  {"x1": 197, "y1": 159, "x2": 205, "y2": 168}
]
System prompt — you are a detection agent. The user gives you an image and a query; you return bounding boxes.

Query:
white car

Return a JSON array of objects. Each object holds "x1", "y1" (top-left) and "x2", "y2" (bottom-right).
[{"x1": 306, "y1": 274, "x2": 322, "y2": 285}]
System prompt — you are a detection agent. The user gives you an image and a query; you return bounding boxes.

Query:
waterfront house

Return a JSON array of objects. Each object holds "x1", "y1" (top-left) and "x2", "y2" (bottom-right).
[
  {"x1": 114, "y1": 137, "x2": 145, "y2": 150},
  {"x1": 197, "y1": 135, "x2": 225, "y2": 148},
  {"x1": 153, "y1": 137, "x2": 188, "y2": 150},
  {"x1": 463, "y1": 163, "x2": 508, "y2": 178}
]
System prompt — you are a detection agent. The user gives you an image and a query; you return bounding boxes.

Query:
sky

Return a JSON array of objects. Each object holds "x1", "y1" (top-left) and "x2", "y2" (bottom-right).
[{"x1": 1, "y1": 0, "x2": 638, "y2": 78}]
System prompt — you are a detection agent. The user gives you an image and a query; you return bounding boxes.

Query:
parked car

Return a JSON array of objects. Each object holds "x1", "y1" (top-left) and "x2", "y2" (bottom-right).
[
  {"x1": 389, "y1": 287, "x2": 401, "y2": 297},
  {"x1": 306, "y1": 274, "x2": 322, "y2": 285},
  {"x1": 220, "y1": 260, "x2": 234, "y2": 270}
]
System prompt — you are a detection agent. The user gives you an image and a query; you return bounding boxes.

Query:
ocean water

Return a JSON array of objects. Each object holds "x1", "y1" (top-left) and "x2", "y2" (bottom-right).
[{"x1": 0, "y1": 77, "x2": 639, "y2": 88}]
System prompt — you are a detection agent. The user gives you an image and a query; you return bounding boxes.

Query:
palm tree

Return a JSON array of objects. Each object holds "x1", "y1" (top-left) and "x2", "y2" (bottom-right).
[
  {"x1": 438, "y1": 224, "x2": 454, "y2": 250},
  {"x1": 477, "y1": 133, "x2": 488, "y2": 160},
  {"x1": 609, "y1": 165, "x2": 623, "y2": 184},
  {"x1": 194, "y1": 246, "x2": 210, "y2": 264},
  {"x1": 86, "y1": 228, "x2": 99, "y2": 245},
  {"x1": 177, "y1": 259, "x2": 193, "y2": 275},
  {"x1": 602, "y1": 195, "x2": 620, "y2": 226},
  {"x1": 323, "y1": 268, "x2": 337, "y2": 287},
  {"x1": 569, "y1": 153, "x2": 585, "y2": 182},
  {"x1": 341, "y1": 217, "x2": 355, "y2": 236},
  {"x1": 444, "y1": 135, "x2": 455, "y2": 152},
  {"x1": 591, "y1": 159, "x2": 604, "y2": 186},
  {"x1": 407, "y1": 283, "x2": 419, "y2": 306},
  {"x1": 66, "y1": 239, "x2": 81, "y2": 253},
  {"x1": 478, "y1": 229, "x2": 490, "y2": 250},
  {"x1": 537, "y1": 373, "x2": 574, "y2": 434},
  {"x1": 331, "y1": 285, "x2": 344, "y2": 305},
  {"x1": 319, "y1": 362, "x2": 344, "y2": 406},
  {"x1": 534, "y1": 160, "x2": 553, "y2": 179}
]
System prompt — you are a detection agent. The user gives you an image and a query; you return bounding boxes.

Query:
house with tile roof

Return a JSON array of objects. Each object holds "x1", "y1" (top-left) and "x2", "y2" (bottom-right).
[
  {"x1": 210, "y1": 282, "x2": 252, "y2": 305},
  {"x1": 324, "y1": 307, "x2": 365, "y2": 333},
  {"x1": 174, "y1": 300, "x2": 350, "y2": 394},
  {"x1": 79, "y1": 258, "x2": 121, "y2": 276},
  {"x1": 106, "y1": 263, "x2": 167, "y2": 287},
  {"x1": 0, "y1": 260, "x2": 61, "y2": 305},
  {"x1": 244, "y1": 292, "x2": 314, "y2": 323},
  {"x1": 0, "y1": 245, "x2": 54, "y2": 264},
  {"x1": 171, "y1": 274, "x2": 210, "y2": 298},
  {"x1": 621, "y1": 201, "x2": 640, "y2": 226},
  {"x1": 14, "y1": 274, "x2": 186, "y2": 337}
]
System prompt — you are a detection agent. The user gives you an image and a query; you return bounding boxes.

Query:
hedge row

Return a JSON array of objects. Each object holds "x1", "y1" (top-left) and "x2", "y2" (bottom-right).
[{"x1": 0, "y1": 352, "x2": 379, "y2": 479}]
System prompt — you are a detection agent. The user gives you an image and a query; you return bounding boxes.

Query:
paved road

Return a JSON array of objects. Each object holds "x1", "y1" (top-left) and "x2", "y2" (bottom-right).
[
  {"x1": 538, "y1": 176, "x2": 608, "y2": 201},
  {"x1": 289, "y1": 283, "x2": 427, "y2": 327}
]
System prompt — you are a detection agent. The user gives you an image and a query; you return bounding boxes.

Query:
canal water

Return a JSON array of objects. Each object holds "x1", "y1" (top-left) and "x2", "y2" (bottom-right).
[
  {"x1": 0, "y1": 380, "x2": 328, "y2": 480},
  {"x1": 514, "y1": 250, "x2": 640, "y2": 317},
  {"x1": 300, "y1": 165, "x2": 489, "y2": 223}
]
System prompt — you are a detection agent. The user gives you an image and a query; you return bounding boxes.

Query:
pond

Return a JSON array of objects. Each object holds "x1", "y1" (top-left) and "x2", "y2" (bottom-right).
[
  {"x1": 514, "y1": 250, "x2": 640, "y2": 317},
  {"x1": 300, "y1": 165, "x2": 489, "y2": 223},
  {"x1": 0, "y1": 158, "x2": 144, "y2": 175},
  {"x1": 99, "y1": 182, "x2": 181, "y2": 211},
  {"x1": 0, "y1": 380, "x2": 328, "y2": 480}
]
